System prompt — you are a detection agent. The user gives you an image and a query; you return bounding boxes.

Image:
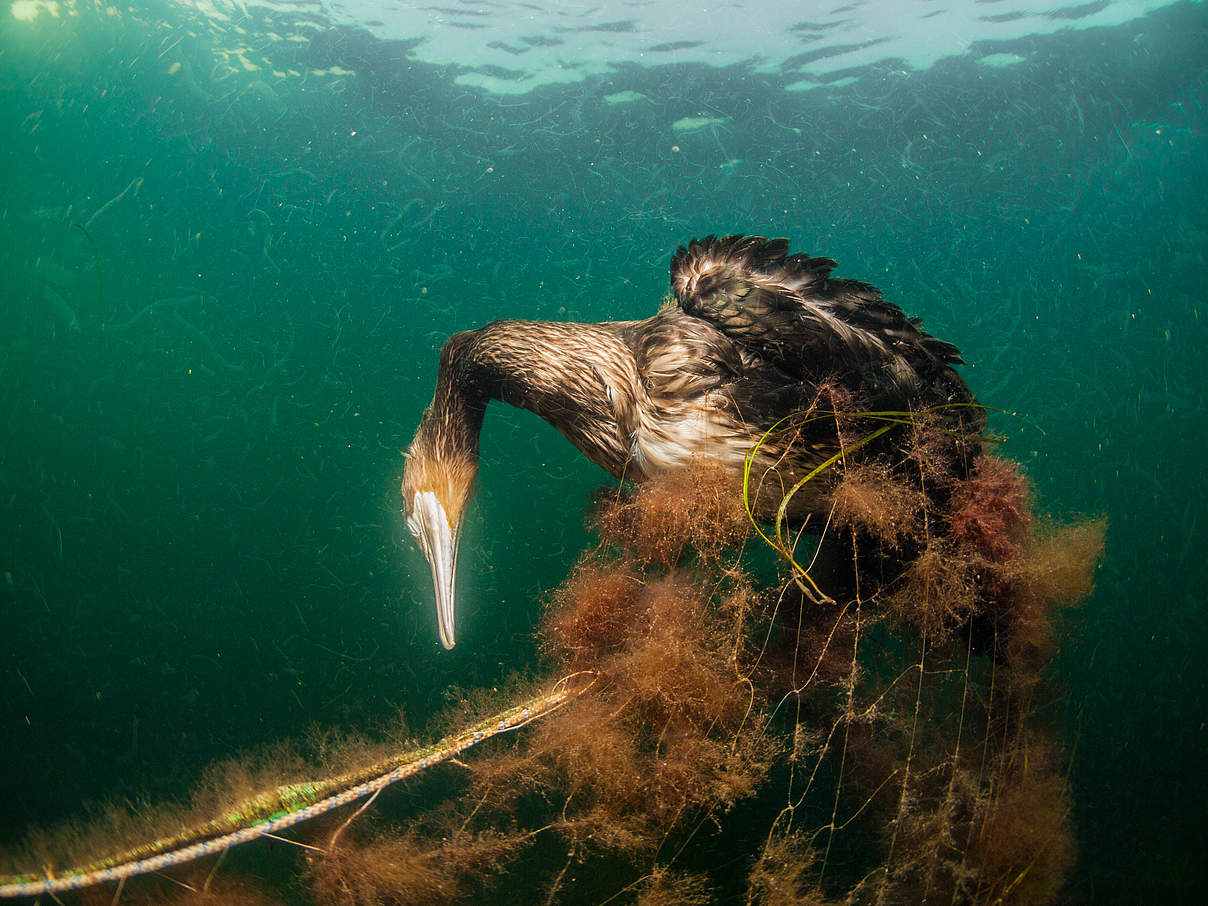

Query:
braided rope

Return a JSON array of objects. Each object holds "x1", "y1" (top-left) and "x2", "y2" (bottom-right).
[{"x1": 0, "y1": 673, "x2": 594, "y2": 899}]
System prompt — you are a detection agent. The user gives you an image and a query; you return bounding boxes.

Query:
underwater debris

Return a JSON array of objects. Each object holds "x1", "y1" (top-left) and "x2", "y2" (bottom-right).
[
  {"x1": 83, "y1": 177, "x2": 143, "y2": 231},
  {"x1": 888, "y1": 535, "x2": 979, "y2": 639},
  {"x1": 0, "y1": 415, "x2": 1101, "y2": 904},
  {"x1": 966, "y1": 742, "x2": 1076, "y2": 905},
  {"x1": 831, "y1": 458, "x2": 927, "y2": 549},
  {"x1": 949, "y1": 454, "x2": 1033, "y2": 564},
  {"x1": 591, "y1": 455, "x2": 750, "y2": 565},
  {"x1": 747, "y1": 833, "x2": 832, "y2": 906},
  {"x1": 632, "y1": 867, "x2": 714, "y2": 906},
  {"x1": 0, "y1": 681, "x2": 589, "y2": 899},
  {"x1": 308, "y1": 828, "x2": 525, "y2": 906},
  {"x1": 1003, "y1": 516, "x2": 1106, "y2": 671}
]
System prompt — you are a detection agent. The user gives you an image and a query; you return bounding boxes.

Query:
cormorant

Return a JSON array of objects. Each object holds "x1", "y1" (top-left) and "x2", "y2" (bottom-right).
[{"x1": 402, "y1": 235, "x2": 978, "y2": 648}]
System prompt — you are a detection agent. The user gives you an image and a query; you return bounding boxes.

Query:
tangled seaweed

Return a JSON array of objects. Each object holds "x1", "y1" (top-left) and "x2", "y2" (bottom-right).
[{"x1": 0, "y1": 407, "x2": 1103, "y2": 905}]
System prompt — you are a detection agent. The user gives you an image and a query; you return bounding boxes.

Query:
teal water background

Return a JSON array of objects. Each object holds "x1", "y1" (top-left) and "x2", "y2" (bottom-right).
[{"x1": 1, "y1": 0, "x2": 1205, "y2": 901}]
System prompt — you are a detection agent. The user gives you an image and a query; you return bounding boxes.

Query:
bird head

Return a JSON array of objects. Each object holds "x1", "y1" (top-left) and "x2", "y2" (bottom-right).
[{"x1": 401, "y1": 442, "x2": 477, "y2": 649}]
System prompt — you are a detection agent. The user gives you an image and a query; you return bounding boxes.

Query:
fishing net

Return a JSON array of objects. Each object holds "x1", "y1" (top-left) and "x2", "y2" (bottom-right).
[{"x1": 0, "y1": 404, "x2": 1103, "y2": 905}]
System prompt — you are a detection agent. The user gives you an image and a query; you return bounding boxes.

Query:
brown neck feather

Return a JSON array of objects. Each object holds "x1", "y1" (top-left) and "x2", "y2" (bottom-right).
[
  {"x1": 402, "y1": 333, "x2": 488, "y2": 522},
  {"x1": 429, "y1": 319, "x2": 638, "y2": 477}
]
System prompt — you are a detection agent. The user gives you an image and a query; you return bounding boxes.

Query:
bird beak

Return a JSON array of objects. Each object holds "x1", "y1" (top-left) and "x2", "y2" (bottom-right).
[{"x1": 406, "y1": 490, "x2": 460, "y2": 649}]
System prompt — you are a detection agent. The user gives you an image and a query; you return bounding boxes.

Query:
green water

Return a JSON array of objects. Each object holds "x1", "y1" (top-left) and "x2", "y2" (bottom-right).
[{"x1": 1, "y1": 2, "x2": 1205, "y2": 902}]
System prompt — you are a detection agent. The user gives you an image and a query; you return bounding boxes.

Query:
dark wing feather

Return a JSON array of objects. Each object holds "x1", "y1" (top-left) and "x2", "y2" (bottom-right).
[{"x1": 670, "y1": 235, "x2": 970, "y2": 406}]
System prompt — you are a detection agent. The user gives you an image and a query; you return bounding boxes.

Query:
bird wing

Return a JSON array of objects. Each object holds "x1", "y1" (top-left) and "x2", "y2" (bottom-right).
[{"x1": 668, "y1": 235, "x2": 966, "y2": 403}]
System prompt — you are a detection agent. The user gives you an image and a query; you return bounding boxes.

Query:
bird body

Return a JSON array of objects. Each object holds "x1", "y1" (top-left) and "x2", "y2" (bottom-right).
[{"x1": 403, "y1": 235, "x2": 978, "y2": 648}]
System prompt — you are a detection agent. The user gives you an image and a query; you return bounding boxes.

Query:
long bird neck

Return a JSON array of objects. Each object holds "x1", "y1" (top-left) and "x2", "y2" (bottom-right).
[
  {"x1": 403, "y1": 331, "x2": 491, "y2": 513},
  {"x1": 423, "y1": 319, "x2": 638, "y2": 477},
  {"x1": 400, "y1": 338, "x2": 488, "y2": 531},
  {"x1": 425, "y1": 334, "x2": 489, "y2": 462}
]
